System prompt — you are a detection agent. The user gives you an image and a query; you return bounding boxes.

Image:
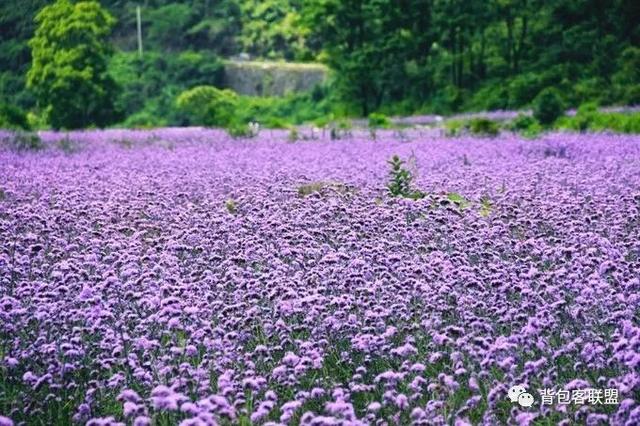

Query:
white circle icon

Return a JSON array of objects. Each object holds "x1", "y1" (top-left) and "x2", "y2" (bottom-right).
[
  {"x1": 518, "y1": 392, "x2": 535, "y2": 407},
  {"x1": 508, "y1": 385, "x2": 527, "y2": 402},
  {"x1": 508, "y1": 385, "x2": 535, "y2": 407}
]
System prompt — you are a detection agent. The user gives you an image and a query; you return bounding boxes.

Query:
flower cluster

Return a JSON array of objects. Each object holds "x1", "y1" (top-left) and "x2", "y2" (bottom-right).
[{"x1": 0, "y1": 128, "x2": 639, "y2": 425}]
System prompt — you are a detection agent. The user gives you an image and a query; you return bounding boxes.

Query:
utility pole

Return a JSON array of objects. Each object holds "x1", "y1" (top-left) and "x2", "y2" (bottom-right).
[{"x1": 136, "y1": 6, "x2": 143, "y2": 57}]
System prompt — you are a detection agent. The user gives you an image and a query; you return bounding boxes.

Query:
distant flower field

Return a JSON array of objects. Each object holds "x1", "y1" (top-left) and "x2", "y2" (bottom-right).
[{"x1": 1, "y1": 129, "x2": 639, "y2": 425}]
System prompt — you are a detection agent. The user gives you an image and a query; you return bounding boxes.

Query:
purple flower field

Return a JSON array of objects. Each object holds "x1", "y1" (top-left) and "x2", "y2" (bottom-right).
[{"x1": 1, "y1": 128, "x2": 640, "y2": 426}]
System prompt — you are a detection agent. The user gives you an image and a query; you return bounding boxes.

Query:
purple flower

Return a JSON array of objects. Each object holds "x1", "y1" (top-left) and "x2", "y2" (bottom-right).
[{"x1": 2, "y1": 128, "x2": 639, "y2": 425}]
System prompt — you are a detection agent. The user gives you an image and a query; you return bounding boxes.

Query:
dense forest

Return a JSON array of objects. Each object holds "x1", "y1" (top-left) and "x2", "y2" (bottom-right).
[{"x1": 1, "y1": 0, "x2": 639, "y2": 128}]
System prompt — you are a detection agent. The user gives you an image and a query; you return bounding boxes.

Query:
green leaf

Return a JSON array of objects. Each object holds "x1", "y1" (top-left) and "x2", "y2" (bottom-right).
[{"x1": 447, "y1": 192, "x2": 471, "y2": 209}]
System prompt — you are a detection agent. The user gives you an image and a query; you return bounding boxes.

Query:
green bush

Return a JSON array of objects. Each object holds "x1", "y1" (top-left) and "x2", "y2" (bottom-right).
[
  {"x1": 444, "y1": 120, "x2": 464, "y2": 137},
  {"x1": 592, "y1": 113, "x2": 640, "y2": 133},
  {"x1": 368, "y1": 112, "x2": 391, "y2": 129},
  {"x1": 506, "y1": 114, "x2": 542, "y2": 138},
  {"x1": 0, "y1": 103, "x2": 30, "y2": 130},
  {"x1": 533, "y1": 88, "x2": 565, "y2": 125},
  {"x1": 445, "y1": 118, "x2": 499, "y2": 137},
  {"x1": 555, "y1": 105, "x2": 640, "y2": 134},
  {"x1": 507, "y1": 114, "x2": 537, "y2": 131},
  {"x1": 574, "y1": 102, "x2": 599, "y2": 131},
  {"x1": 176, "y1": 86, "x2": 238, "y2": 127},
  {"x1": 619, "y1": 114, "x2": 640, "y2": 134},
  {"x1": 122, "y1": 111, "x2": 168, "y2": 129},
  {"x1": 468, "y1": 118, "x2": 499, "y2": 137},
  {"x1": 225, "y1": 121, "x2": 257, "y2": 139},
  {"x1": 387, "y1": 155, "x2": 425, "y2": 199},
  {"x1": 260, "y1": 116, "x2": 289, "y2": 129}
]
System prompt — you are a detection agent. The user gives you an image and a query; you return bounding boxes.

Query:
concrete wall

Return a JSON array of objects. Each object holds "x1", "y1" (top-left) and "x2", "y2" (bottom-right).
[{"x1": 223, "y1": 60, "x2": 328, "y2": 97}]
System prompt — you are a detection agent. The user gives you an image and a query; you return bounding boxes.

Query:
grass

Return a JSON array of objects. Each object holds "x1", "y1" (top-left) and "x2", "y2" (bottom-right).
[{"x1": 556, "y1": 109, "x2": 640, "y2": 134}]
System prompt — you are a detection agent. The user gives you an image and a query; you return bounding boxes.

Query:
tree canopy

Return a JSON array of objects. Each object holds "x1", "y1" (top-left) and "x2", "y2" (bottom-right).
[
  {"x1": 0, "y1": 0, "x2": 638, "y2": 126},
  {"x1": 27, "y1": 0, "x2": 121, "y2": 129}
]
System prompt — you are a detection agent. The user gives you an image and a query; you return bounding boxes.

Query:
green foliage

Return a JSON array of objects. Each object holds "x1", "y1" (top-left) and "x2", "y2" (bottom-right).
[
  {"x1": 430, "y1": 86, "x2": 466, "y2": 115},
  {"x1": 446, "y1": 192, "x2": 471, "y2": 209},
  {"x1": 239, "y1": 0, "x2": 310, "y2": 60},
  {"x1": 468, "y1": 118, "x2": 499, "y2": 137},
  {"x1": 533, "y1": 88, "x2": 565, "y2": 126},
  {"x1": 479, "y1": 195, "x2": 493, "y2": 217},
  {"x1": 387, "y1": 155, "x2": 411, "y2": 197},
  {"x1": 568, "y1": 102, "x2": 599, "y2": 131},
  {"x1": 27, "y1": 0, "x2": 121, "y2": 129},
  {"x1": 507, "y1": 73, "x2": 543, "y2": 108},
  {"x1": 109, "y1": 50, "x2": 224, "y2": 126},
  {"x1": 444, "y1": 120, "x2": 464, "y2": 137},
  {"x1": 122, "y1": 111, "x2": 167, "y2": 129},
  {"x1": 306, "y1": 0, "x2": 640, "y2": 115},
  {"x1": 225, "y1": 199, "x2": 237, "y2": 214},
  {"x1": 175, "y1": 82, "x2": 336, "y2": 130},
  {"x1": 556, "y1": 108, "x2": 640, "y2": 134},
  {"x1": 387, "y1": 155, "x2": 425, "y2": 200},
  {"x1": 0, "y1": 0, "x2": 47, "y2": 109},
  {"x1": 0, "y1": 103, "x2": 30, "y2": 130},
  {"x1": 368, "y1": 113, "x2": 391, "y2": 129},
  {"x1": 233, "y1": 89, "x2": 334, "y2": 127},
  {"x1": 508, "y1": 114, "x2": 537, "y2": 132},
  {"x1": 146, "y1": 4, "x2": 192, "y2": 50},
  {"x1": 261, "y1": 117, "x2": 289, "y2": 129},
  {"x1": 1, "y1": 131, "x2": 44, "y2": 151},
  {"x1": 445, "y1": 118, "x2": 499, "y2": 137},
  {"x1": 466, "y1": 84, "x2": 509, "y2": 111},
  {"x1": 304, "y1": 0, "x2": 432, "y2": 115},
  {"x1": 26, "y1": 111, "x2": 47, "y2": 130},
  {"x1": 4, "y1": 0, "x2": 640, "y2": 126},
  {"x1": 506, "y1": 114, "x2": 542, "y2": 138},
  {"x1": 226, "y1": 121, "x2": 257, "y2": 139},
  {"x1": 176, "y1": 85, "x2": 239, "y2": 127},
  {"x1": 613, "y1": 47, "x2": 640, "y2": 105},
  {"x1": 184, "y1": 1, "x2": 242, "y2": 56}
]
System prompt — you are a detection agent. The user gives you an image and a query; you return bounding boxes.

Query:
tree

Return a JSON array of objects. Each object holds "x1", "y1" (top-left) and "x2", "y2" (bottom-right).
[
  {"x1": 27, "y1": 0, "x2": 121, "y2": 129},
  {"x1": 239, "y1": 0, "x2": 310, "y2": 60},
  {"x1": 305, "y1": 0, "x2": 437, "y2": 115},
  {"x1": 533, "y1": 87, "x2": 564, "y2": 125},
  {"x1": 146, "y1": 3, "x2": 192, "y2": 51}
]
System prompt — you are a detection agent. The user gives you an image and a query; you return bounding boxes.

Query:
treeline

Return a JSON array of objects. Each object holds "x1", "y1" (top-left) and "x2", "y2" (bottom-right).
[
  {"x1": 308, "y1": 0, "x2": 640, "y2": 115},
  {"x1": 0, "y1": 0, "x2": 639, "y2": 129}
]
